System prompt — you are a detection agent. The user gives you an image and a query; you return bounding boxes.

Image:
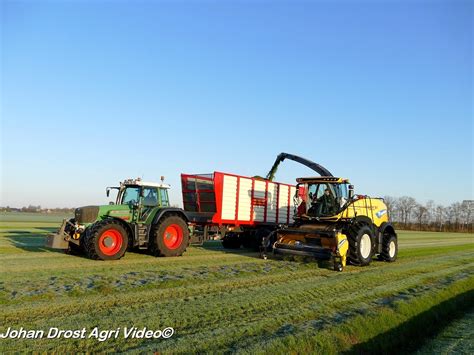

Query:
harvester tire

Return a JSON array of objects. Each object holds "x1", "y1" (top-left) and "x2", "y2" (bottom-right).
[
  {"x1": 347, "y1": 224, "x2": 374, "y2": 266},
  {"x1": 151, "y1": 215, "x2": 189, "y2": 257},
  {"x1": 381, "y1": 234, "x2": 398, "y2": 262},
  {"x1": 84, "y1": 219, "x2": 129, "y2": 260},
  {"x1": 222, "y1": 233, "x2": 241, "y2": 249}
]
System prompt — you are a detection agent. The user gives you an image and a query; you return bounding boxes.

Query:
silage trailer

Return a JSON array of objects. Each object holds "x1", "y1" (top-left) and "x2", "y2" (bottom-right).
[{"x1": 181, "y1": 172, "x2": 297, "y2": 249}]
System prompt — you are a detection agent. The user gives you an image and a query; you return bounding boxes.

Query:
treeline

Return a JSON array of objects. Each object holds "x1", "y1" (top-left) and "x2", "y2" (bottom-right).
[
  {"x1": 0, "y1": 205, "x2": 75, "y2": 213},
  {"x1": 383, "y1": 197, "x2": 473, "y2": 233}
]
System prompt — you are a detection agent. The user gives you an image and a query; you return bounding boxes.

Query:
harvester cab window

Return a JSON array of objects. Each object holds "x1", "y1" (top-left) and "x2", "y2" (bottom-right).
[
  {"x1": 306, "y1": 183, "x2": 337, "y2": 217},
  {"x1": 121, "y1": 187, "x2": 140, "y2": 205},
  {"x1": 142, "y1": 187, "x2": 158, "y2": 206},
  {"x1": 160, "y1": 188, "x2": 170, "y2": 207},
  {"x1": 334, "y1": 184, "x2": 349, "y2": 208}
]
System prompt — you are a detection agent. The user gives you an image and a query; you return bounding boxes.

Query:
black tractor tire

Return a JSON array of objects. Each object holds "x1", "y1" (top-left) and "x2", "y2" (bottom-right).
[
  {"x1": 347, "y1": 224, "x2": 375, "y2": 266},
  {"x1": 84, "y1": 219, "x2": 129, "y2": 260},
  {"x1": 381, "y1": 234, "x2": 398, "y2": 262},
  {"x1": 222, "y1": 232, "x2": 241, "y2": 249},
  {"x1": 150, "y1": 215, "x2": 189, "y2": 257}
]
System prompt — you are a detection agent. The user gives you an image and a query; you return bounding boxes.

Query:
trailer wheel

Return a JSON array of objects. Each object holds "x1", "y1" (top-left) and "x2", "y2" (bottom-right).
[
  {"x1": 151, "y1": 215, "x2": 189, "y2": 257},
  {"x1": 84, "y1": 219, "x2": 129, "y2": 260},
  {"x1": 240, "y1": 232, "x2": 255, "y2": 249},
  {"x1": 222, "y1": 232, "x2": 241, "y2": 249},
  {"x1": 347, "y1": 224, "x2": 374, "y2": 266},
  {"x1": 381, "y1": 234, "x2": 398, "y2": 262}
]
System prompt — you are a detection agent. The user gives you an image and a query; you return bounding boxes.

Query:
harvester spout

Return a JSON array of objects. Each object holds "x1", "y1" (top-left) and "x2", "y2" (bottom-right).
[{"x1": 265, "y1": 153, "x2": 333, "y2": 181}]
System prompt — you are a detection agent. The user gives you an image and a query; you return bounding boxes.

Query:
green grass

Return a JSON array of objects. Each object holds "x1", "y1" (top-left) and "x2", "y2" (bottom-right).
[
  {"x1": 0, "y1": 213, "x2": 473, "y2": 353},
  {"x1": 414, "y1": 306, "x2": 474, "y2": 354}
]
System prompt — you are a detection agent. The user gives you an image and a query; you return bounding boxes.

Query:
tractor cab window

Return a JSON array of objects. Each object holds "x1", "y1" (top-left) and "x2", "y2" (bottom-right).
[
  {"x1": 121, "y1": 186, "x2": 140, "y2": 205},
  {"x1": 142, "y1": 187, "x2": 158, "y2": 206},
  {"x1": 160, "y1": 188, "x2": 170, "y2": 206}
]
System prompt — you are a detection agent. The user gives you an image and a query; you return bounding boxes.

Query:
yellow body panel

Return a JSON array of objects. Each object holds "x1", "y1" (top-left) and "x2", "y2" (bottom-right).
[
  {"x1": 335, "y1": 232, "x2": 348, "y2": 267},
  {"x1": 319, "y1": 197, "x2": 389, "y2": 227}
]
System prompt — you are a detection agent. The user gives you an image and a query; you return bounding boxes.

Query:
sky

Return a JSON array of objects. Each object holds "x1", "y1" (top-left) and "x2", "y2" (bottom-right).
[{"x1": 1, "y1": 0, "x2": 472, "y2": 208}]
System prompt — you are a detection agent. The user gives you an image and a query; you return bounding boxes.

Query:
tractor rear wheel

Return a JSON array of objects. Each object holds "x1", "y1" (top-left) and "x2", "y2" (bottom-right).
[
  {"x1": 381, "y1": 234, "x2": 398, "y2": 262},
  {"x1": 84, "y1": 219, "x2": 129, "y2": 260},
  {"x1": 151, "y1": 215, "x2": 189, "y2": 257},
  {"x1": 347, "y1": 224, "x2": 375, "y2": 266}
]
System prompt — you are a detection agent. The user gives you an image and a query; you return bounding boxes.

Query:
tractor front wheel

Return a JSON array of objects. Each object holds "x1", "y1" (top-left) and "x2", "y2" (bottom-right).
[
  {"x1": 84, "y1": 219, "x2": 129, "y2": 260},
  {"x1": 151, "y1": 215, "x2": 189, "y2": 257}
]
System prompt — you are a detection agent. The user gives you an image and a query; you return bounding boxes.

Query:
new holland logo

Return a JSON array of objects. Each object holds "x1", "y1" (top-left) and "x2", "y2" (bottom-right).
[{"x1": 376, "y1": 209, "x2": 387, "y2": 218}]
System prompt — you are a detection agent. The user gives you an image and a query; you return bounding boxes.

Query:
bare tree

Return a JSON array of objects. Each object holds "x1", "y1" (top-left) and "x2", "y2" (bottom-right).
[
  {"x1": 397, "y1": 196, "x2": 417, "y2": 227},
  {"x1": 383, "y1": 196, "x2": 397, "y2": 219},
  {"x1": 434, "y1": 205, "x2": 445, "y2": 231},
  {"x1": 413, "y1": 203, "x2": 428, "y2": 230},
  {"x1": 425, "y1": 200, "x2": 435, "y2": 224}
]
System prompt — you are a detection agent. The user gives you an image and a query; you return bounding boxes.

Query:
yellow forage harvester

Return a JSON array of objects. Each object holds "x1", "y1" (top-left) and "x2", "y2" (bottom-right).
[{"x1": 264, "y1": 155, "x2": 397, "y2": 272}]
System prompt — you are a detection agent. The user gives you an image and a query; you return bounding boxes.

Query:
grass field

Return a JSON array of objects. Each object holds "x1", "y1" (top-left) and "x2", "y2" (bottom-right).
[{"x1": 0, "y1": 212, "x2": 473, "y2": 353}]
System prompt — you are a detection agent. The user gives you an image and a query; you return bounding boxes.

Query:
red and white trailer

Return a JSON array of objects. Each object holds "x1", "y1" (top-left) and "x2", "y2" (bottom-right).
[{"x1": 181, "y1": 172, "x2": 297, "y2": 249}]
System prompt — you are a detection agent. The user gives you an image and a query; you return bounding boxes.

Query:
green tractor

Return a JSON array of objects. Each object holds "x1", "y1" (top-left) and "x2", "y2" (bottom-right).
[{"x1": 46, "y1": 178, "x2": 194, "y2": 260}]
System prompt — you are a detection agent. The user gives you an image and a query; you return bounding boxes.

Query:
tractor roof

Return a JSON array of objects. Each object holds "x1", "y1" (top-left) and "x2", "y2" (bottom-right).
[
  {"x1": 296, "y1": 176, "x2": 349, "y2": 184},
  {"x1": 121, "y1": 178, "x2": 171, "y2": 189}
]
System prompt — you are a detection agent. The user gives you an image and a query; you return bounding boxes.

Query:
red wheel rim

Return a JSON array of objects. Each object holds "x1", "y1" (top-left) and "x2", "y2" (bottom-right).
[
  {"x1": 98, "y1": 228, "x2": 123, "y2": 256},
  {"x1": 163, "y1": 224, "x2": 183, "y2": 249}
]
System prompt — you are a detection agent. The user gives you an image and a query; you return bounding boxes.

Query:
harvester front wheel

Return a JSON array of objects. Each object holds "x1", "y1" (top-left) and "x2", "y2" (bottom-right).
[
  {"x1": 151, "y1": 215, "x2": 189, "y2": 257},
  {"x1": 381, "y1": 234, "x2": 398, "y2": 262},
  {"x1": 84, "y1": 220, "x2": 129, "y2": 260},
  {"x1": 348, "y1": 225, "x2": 374, "y2": 266}
]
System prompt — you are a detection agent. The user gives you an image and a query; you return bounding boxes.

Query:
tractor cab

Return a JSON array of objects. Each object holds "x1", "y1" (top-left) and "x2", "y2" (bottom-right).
[
  {"x1": 107, "y1": 178, "x2": 171, "y2": 208},
  {"x1": 295, "y1": 177, "x2": 354, "y2": 218}
]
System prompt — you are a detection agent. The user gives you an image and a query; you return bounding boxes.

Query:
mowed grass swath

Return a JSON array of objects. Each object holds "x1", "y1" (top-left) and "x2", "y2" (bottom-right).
[{"x1": 0, "y1": 213, "x2": 473, "y2": 353}]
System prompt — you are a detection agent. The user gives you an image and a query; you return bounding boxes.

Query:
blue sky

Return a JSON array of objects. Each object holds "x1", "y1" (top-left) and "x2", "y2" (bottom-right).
[{"x1": 1, "y1": 0, "x2": 472, "y2": 208}]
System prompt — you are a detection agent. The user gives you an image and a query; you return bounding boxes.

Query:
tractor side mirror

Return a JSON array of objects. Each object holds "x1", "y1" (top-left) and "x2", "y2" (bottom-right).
[
  {"x1": 348, "y1": 185, "x2": 354, "y2": 199},
  {"x1": 106, "y1": 187, "x2": 111, "y2": 197}
]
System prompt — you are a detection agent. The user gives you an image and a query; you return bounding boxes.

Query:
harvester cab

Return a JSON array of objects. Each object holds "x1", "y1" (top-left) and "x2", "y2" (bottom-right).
[{"x1": 294, "y1": 177, "x2": 353, "y2": 219}]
